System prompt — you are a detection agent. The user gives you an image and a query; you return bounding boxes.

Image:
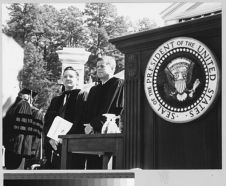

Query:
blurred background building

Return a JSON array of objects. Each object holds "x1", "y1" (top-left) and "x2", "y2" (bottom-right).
[{"x1": 161, "y1": 2, "x2": 221, "y2": 25}]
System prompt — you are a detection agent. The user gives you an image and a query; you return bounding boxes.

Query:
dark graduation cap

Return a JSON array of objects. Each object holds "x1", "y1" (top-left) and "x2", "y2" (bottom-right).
[{"x1": 19, "y1": 88, "x2": 38, "y2": 98}]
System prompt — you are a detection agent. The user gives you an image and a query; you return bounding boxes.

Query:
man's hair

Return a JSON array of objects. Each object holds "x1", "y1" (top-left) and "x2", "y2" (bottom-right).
[
  {"x1": 63, "y1": 66, "x2": 79, "y2": 77},
  {"x1": 96, "y1": 56, "x2": 116, "y2": 73}
]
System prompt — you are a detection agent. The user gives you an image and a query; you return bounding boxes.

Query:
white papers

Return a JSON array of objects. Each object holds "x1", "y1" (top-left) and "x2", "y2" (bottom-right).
[
  {"x1": 47, "y1": 116, "x2": 73, "y2": 141},
  {"x1": 101, "y1": 114, "x2": 121, "y2": 134}
]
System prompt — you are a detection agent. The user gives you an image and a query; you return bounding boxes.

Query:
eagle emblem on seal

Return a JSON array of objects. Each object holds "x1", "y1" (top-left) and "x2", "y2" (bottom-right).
[{"x1": 164, "y1": 57, "x2": 200, "y2": 101}]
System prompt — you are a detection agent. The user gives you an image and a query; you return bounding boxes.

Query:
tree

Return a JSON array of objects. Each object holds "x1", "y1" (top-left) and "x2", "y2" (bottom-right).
[
  {"x1": 37, "y1": 5, "x2": 90, "y2": 82},
  {"x1": 17, "y1": 42, "x2": 54, "y2": 110},
  {"x1": 3, "y1": 3, "x2": 63, "y2": 110},
  {"x1": 35, "y1": 5, "x2": 63, "y2": 81},
  {"x1": 84, "y1": 3, "x2": 117, "y2": 54},
  {"x1": 83, "y1": 3, "x2": 129, "y2": 81},
  {"x1": 3, "y1": 3, "x2": 41, "y2": 47},
  {"x1": 135, "y1": 17, "x2": 158, "y2": 32}
]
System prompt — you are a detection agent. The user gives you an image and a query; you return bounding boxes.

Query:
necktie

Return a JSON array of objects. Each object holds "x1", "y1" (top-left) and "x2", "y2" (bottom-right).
[
  {"x1": 60, "y1": 92, "x2": 70, "y2": 118},
  {"x1": 63, "y1": 94, "x2": 68, "y2": 106},
  {"x1": 62, "y1": 91, "x2": 72, "y2": 105}
]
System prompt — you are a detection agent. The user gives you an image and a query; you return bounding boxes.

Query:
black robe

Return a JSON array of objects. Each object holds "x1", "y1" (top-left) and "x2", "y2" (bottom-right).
[
  {"x1": 44, "y1": 89, "x2": 85, "y2": 136},
  {"x1": 30, "y1": 107, "x2": 44, "y2": 158},
  {"x1": 84, "y1": 77, "x2": 124, "y2": 133},
  {"x1": 3, "y1": 97, "x2": 33, "y2": 156},
  {"x1": 43, "y1": 89, "x2": 85, "y2": 169},
  {"x1": 3, "y1": 97, "x2": 38, "y2": 169}
]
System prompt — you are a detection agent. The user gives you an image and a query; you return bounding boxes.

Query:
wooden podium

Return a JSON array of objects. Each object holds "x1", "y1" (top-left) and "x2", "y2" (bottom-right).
[
  {"x1": 110, "y1": 14, "x2": 221, "y2": 169},
  {"x1": 59, "y1": 133, "x2": 124, "y2": 169}
]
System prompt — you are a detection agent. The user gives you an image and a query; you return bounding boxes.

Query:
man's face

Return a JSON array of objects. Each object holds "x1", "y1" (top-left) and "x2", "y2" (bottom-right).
[
  {"x1": 96, "y1": 60, "x2": 112, "y2": 80},
  {"x1": 62, "y1": 69, "x2": 78, "y2": 90}
]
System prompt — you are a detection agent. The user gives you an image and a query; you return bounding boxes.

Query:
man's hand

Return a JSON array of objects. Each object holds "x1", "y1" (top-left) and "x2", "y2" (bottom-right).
[
  {"x1": 49, "y1": 139, "x2": 58, "y2": 151},
  {"x1": 84, "y1": 124, "x2": 94, "y2": 134}
]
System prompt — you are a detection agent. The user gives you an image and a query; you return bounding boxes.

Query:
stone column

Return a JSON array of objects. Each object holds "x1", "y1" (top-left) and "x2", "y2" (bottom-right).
[{"x1": 56, "y1": 48, "x2": 90, "y2": 88}]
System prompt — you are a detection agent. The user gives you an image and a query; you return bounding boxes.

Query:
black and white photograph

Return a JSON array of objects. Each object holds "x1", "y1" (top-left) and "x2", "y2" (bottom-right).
[{"x1": 1, "y1": 1, "x2": 225, "y2": 186}]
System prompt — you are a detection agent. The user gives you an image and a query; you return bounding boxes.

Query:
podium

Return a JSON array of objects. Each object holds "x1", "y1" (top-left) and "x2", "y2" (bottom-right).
[
  {"x1": 59, "y1": 133, "x2": 124, "y2": 169},
  {"x1": 110, "y1": 14, "x2": 221, "y2": 169}
]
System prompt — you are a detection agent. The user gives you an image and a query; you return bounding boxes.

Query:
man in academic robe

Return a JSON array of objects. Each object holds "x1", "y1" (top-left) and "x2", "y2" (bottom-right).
[
  {"x1": 3, "y1": 88, "x2": 40, "y2": 169},
  {"x1": 43, "y1": 66, "x2": 86, "y2": 169},
  {"x1": 83, "y1": 55, "x2": 124, "y2": 169},
  {"x1": 24, "y1": 102, "x2": 44, "y2": 169}
]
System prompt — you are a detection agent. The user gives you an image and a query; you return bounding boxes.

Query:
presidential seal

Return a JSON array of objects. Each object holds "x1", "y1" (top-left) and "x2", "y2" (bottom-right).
[{"x1": 144, "y1": 37, "x2": 220, "y2": 123}]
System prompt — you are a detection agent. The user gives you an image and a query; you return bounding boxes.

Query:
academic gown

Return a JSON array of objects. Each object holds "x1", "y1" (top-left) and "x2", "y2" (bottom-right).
[
  {"x1": 84, "y1": 77, "x2": 124, "y2": 132},
  {"x1": 3, "y1": 97, "x2": 34, "y2": 169},
  {"x1": 23, "y1": 106, "x2": 44, "y2": 169},
  {"x1": 83, "y1": 77, "x2": 124, "y2": 169},
  {"x1": 43, "y1": 89, "x2": 86, "y2": 169},
  {"x1": 31, "y1": 107, "x2": 44, "y2": 157},
  {"x1": 44, "y1": 89, "x2": 85, "y2": 134}
]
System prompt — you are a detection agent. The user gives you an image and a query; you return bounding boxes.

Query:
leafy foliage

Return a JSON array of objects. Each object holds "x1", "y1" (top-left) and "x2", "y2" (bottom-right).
[
  {"x1": 83, "y1": 3, "x2": 129, "y2": 81},
  {"x1": 3, "y1": 3, "x2": 62, "y2": 110},
  {"x1": 3, "y1": 3, "x2": 40, "y2": 47},
  {"x1": 58, "y1": 6, "x2": 90, "y2": 47},
  {"x1": 135, "y1": 17, "x2": 158, "y2": 32}
]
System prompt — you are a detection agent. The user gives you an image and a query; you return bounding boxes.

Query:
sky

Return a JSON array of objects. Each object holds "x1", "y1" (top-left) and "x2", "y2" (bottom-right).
[
  {"x1": 2, "y1": 3, "x2": 171, "y2": 26},
  {"x1": 47, "y1": 3, "x2": 170, "y2": 24}
]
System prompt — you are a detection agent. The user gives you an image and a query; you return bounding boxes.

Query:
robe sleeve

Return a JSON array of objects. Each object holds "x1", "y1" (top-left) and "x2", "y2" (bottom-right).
[
  {"x1": 11, "y1": 100, "x2": 33, "y2": 156},
  {"x1": 14, "y1": 100, "x2": 33, "y2": 134},
  {"x1": 30, "y1": 108, "x2": 44, "y2": 158},
  {"x1": 69, "y1": 90, "x2": 86, "y2": 134},
  {"x1": 43, "y1": 97, "x2": 59, "y2": 136},
  {"x1": 32, "y1": 108, "x2": 44, "y2": 138},
  {"x1": 111, "y1": 79, "x2": 124, "y2": 115},
  {"x1": 90, "y1": 115, "x2": 106, "y2": 132}
]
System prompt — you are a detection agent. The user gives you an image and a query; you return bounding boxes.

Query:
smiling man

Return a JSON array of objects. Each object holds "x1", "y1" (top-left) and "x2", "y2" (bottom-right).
[{"x1": 43, "y1": 66, "x2": 86, "y2": 169}]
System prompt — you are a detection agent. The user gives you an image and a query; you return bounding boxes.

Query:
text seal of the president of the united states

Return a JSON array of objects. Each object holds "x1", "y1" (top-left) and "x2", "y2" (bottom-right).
[{"x1": 144, "y1": 37, "x2": 220, "y2": 123}]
